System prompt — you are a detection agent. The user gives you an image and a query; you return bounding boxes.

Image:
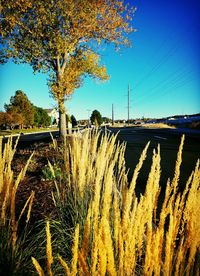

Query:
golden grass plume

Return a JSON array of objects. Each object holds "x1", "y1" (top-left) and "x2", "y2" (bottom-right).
[
  {"x1": 0, "y1": 136, "x2": 34, "y2": 253},
  {"x1": 33, "y1": 131, "x2": 200, "y2": 275}
]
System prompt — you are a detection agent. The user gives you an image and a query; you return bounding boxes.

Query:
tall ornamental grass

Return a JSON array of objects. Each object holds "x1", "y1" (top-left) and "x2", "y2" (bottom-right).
[
  {"x1": 0, "y1": 136, "x2": 35, "y2": 275},
  {"x1": 32, "y1": 131, "x2": 200, "y2": 275}
]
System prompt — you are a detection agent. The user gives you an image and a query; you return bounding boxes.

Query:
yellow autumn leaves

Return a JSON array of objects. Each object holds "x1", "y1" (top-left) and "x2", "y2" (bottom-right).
[{"x1": 50, "y1": 50, "x2": 109, "y2": 102}]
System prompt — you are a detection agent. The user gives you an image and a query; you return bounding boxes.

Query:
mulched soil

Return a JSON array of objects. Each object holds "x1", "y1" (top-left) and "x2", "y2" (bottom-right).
[{"x1": 13, "y1": 141, "x2": 62, "y2": 223}]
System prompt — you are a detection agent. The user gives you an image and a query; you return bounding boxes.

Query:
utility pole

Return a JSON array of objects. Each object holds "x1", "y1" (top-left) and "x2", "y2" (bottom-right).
[
  {"x1": 128, "y1": 84, "x2": 130, "y2": 125},
  {"x1": 112, "y1": 104, "x2": 114, "y2": 126}
]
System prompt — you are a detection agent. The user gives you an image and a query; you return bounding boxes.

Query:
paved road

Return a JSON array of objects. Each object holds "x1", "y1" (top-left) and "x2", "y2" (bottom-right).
[
  {"x1": 3, "y1": 127, "x2": 199, "y2": 192},
  {"x1": 108, "y1": 127, "x2": 200, "y2": 196},
  {"x1": 2, "y1": 130, "x2": 59, "y2": 149},
  {"x1": 2, "y1": 128, "x2": 83, "y2": 148}
]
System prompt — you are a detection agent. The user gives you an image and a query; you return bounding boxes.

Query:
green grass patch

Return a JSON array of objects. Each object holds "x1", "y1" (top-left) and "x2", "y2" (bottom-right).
[{"x1": 0, "y1": 127, "x2": 58, "y2": 136}]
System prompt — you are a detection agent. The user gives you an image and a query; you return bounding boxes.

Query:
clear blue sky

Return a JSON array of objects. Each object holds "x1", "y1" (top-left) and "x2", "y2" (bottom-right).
[{"x1": 0, "y1": 0, "x2": 199, "y2": 120}]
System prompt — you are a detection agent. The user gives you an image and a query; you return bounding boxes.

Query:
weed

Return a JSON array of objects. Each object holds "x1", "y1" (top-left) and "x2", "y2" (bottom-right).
[{"x1": 41, "y1": 164, "x2": 61, "y2": 181}]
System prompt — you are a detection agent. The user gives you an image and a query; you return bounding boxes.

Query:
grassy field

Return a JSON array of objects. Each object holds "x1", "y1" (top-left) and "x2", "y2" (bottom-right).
[
  {"x1": 0, "y1": 127, "x2": 58, "y2": 136},
  {"x1": 0, "y1": 131, "x2": 199, "y2": 275}
]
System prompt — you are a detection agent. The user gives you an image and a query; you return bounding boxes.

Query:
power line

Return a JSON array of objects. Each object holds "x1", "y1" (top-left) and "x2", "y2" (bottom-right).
[
  {"x1": 137, "y1": 76, "x2": 195, "y2": 106},
  {"x1": 133, "y1": 26, "x2": 192, "y2": 91},
  {"x1": 135, "y1": 66, "x2": 192, "y2": 101},
  {"x1": 112, "y1": 103, "x2": 114, "y2": 125},
  {"x1": 134, "y1": 67, "x2": 194, "y2": 104}
]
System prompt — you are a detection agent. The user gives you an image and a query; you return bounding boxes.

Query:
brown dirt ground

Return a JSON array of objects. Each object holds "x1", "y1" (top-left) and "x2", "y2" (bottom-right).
[{"x1": 13, "y1": 141, "x2": 60, "y2": 223}]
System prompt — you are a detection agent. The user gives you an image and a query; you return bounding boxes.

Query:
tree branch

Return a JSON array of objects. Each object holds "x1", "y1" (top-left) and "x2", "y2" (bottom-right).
[
  {"x1": 56, "y1": 55, "x2": 61, "y2": 75},
  {"x1": 60, "y1": 51, "x2": 68, "y2": 75}
]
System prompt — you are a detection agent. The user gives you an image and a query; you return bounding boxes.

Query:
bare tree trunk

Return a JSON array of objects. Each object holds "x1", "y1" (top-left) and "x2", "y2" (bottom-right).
[{"x1": 58, "y1": 99, "x2": 66, "y2": 140}]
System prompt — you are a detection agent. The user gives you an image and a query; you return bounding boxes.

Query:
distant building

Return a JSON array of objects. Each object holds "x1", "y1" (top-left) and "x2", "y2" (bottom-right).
[{"x1": 45, "y1": 108, "x2": 59, "y2": 125}]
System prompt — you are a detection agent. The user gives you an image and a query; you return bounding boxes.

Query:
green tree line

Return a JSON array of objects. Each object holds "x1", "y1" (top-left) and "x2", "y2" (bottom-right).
[{"x1": 0, "y1": 90, "x2": 51, "y2": 129}]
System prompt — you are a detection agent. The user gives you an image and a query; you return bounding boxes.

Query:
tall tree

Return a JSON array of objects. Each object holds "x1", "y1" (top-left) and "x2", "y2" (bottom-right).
[
  {"x1": 34, "y1": 106, "x2": 51, "y2": 127},
  {"x1": 71, "y1": 115, "x2": 78, "y2": 128},
  {"x1": 1, "y1": 0, "x2": 135, "y2": 139},
  {"x1": 0, "y1": 111, "x2": 23, "y2": 129},
  {"x1": 0, "y1": 112, "x2": 12, "y2": 129},
  {"x1": 48, "y1": 49, "x2": 109, "y2": 137},
  {"x1": 102, "y1": 117, "x2": 112, "y2": 124},
  {"x1": 10, "y1": 112, "x2": 24, "y2": 129},
  {"x1": 4, "y1": 90, "x2": 34, "y2": 127},
  {"x1": 90, "y1": 109, "x2": 103, "y2": 126}
]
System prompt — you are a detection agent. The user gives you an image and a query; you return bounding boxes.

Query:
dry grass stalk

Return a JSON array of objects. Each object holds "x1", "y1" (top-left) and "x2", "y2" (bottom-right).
[
  {"x1": 78, "y1": 251, "x2": 90, "y2": 276},
  {"x1": 46, "y1": 221, "x2": 53, "y2": 276},
  {"x1": 183, "y1": 160, "x2": 200, "y2": 274},
  {"x1": 18, "y1": 190, "x2": 35, "y2": 223},
  {"x1": 0, "y1": 136, "x2": 18, "y2": 222},
  {"x1": 168, "y1": 135, "x2": 185, "y2": 210},
  {"x1": 33, "y1": 132, "x2": 199, "y2": 275},
  {"x1": 10, "y1": 151, "x2": 34, "y2": 252},
  {"x1": 71, "y1": 224, "x2": 80, "y2": 275},
  {"x1": 65, "y1": 130, "x2": 125, "y2": 198},
  {"x1": 58, "y1": 255, "x2": 71, "y2": 275},
  {"x1": 80, "y1": 204, "x2": 92, "y2": 259},
  {"x1": 32, "y1": 257, "x2": 45, "y2": 276},
  {"x1": 50, "y1": 132, "x2": 58, "y2": 151},
  {"x1": 98, "y1": 237, "x2": 107, "y2": 276},
  {"x1": 0, "y1": 136, "x2": 34, "y2": 255}
]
